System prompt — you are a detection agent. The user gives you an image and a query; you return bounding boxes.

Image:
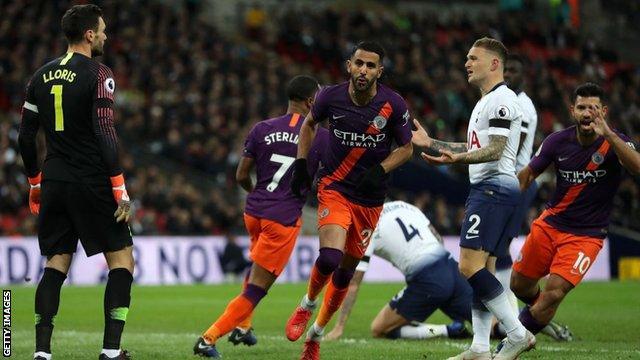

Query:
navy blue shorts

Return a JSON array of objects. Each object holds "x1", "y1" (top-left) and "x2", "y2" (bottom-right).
[
  {"x1": 460, "y1": 183, "x2": 519, "y2": 255},
  {"x1": 389, "y1": 256, "x2": 471, "y2": 323},
  {"x1": 496, "y1": 180, "x2": 539, "y2": 269}
]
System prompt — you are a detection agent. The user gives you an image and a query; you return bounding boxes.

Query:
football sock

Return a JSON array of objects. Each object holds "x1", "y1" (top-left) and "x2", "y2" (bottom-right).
[
  {"x1": 495, "y1": 267, "x2": 519, "y2": 316},
  {"x1": 468, "y1": 268, "x2": 526, "y2": 341},
  {"x1": 237, "y1": 312, "x2": 253, "y2": 330},
  {"x1": 203, "y1": 284, "x2": 266, "y2": 344},
  {"x1": 35, "y1": 268, "x2": 66, "y2": 353},
  {"x1": 315, "y1": 267, "x2": 353, "y2": 327},
  {"x1": 100, "y1": 349, "x2": 121, "y2": 358},
  {"x1": 306, "y1": 322, "x2": 324, "y2": 341},
  {"x1": 307, "y1": 248, "x2": 343, "y2": 301},
  {"x1": 470, "y1": 296, "x2": 493, "y2": 353},
  {"x1": 398, "y1": 323, "x2": 448, "y2": 339},
  {"x1": 103, "y1": 268, "x2": 133, "y2": 350}
]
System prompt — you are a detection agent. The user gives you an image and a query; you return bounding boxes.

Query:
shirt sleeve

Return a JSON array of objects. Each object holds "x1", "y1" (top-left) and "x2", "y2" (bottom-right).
[
  {"x1": 528, "y1": 135, "x2": 555, "y2": 174},
  {"x1": 92, "y1": 64, "x2": 122, "y2": 176},
  {"x1": 242, "y1": 124, "x2": 260, "y2": 159},
  {"x1": 486, "y1": 95, "x2": 519, "y2": 138},
  {"x1": 309, "y1": 87, "x2": 330, "y2": 123},
  {"x1": 18, "y1": 77, "x2": 41, "y2": 177},
  {"x1": 391, "y1": 95, "x2": 412, "y2": 146}
]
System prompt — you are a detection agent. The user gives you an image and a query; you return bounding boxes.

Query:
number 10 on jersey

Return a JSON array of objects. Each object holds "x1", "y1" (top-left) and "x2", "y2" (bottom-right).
[{"x1": 50, "y1": 85, "x2": 64, "y2": 131}]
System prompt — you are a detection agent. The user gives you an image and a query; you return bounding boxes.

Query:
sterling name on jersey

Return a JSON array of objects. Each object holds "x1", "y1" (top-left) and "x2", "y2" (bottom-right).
[
  {"x1": 243, "y1": 114, "x2": 328, "y2": 226},
  {"x1": 356, "y1": 201, "x2": 448, "y2": 278},
  {"x1": 311, "y1": 82, "x2": 413, "y2": 207},
  {"x1": 515, "y1": 90, "x2": 538, "y2": 171},
  {"x1": 467, "y1": 82, "x2": 523, "y2": 186}
]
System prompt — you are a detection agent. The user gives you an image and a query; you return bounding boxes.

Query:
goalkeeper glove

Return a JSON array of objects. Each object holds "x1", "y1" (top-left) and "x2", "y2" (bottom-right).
[
  {"x1": 27, "y1": 172, "x2": 42, "y2": 215},
  {"x1": 290, "y1": 158, "x2": 311, "y2": 198},
  {"x1": 110, "y1": 174, "x2": 131, "y2": 223},
  {"x1": 355, "y1": 164, "x2": 386, "y2": 194}
]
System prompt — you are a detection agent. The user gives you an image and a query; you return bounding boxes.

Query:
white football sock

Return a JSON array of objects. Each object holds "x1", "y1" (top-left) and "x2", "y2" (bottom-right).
[
  {"x1": 495, "y1": 267, "x2": 519, "y2": 317},
  {"x1": 306, "y1": 322, "x2": 324, "y2": 341},
  {"x1": 399, "y1": 323, "x2": 448, "y2": 339},
  {"x1": 483, "y1": 290, "x2": 526, "y2": 341},
  {"x1": 470, "y1": 308, "x2": 493, "y2": 353}
]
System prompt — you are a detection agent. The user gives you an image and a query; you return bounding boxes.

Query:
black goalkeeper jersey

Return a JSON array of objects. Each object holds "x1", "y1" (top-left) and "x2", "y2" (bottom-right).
[{"x1": 20, "y1": 52, "x2": 121, "y2": 185}]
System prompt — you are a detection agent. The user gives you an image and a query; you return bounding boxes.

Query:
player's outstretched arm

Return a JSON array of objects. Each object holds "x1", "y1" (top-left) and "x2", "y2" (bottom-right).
[
  {"x1": 421, "y1": 135, "x2": 507, "y2": 165},
  {"x1": 589, "y1": 108, "x2": 640, "y2": 175},
  {"x1": 324, "y1": 270, "x2": 366, "y2": 341},
  {"x1": 411, "y1": 119, "x2": 467, "y2": 153},
  {"x1": 235, "y1": 156, "x2": 255, "y2": 193}
]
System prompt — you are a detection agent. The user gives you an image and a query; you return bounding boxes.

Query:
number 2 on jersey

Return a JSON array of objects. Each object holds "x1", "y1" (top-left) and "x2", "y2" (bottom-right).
[
  {"x1": 267, "y1": 154, "x2": 295, "y2": 192},
  {"x1": 395, "y1": 217, "x2": 421, "y2": 242},
  {"x1": 50, "y1": 85, "x2": 64, "y2": 131}
]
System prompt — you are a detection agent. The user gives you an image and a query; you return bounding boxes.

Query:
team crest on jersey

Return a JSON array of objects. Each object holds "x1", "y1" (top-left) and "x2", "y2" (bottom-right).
[
  {"x1": 371, "y1": 115, "x2": 387, "y2": 130},
  {"x1": 104, "y1": 78, "x2": 115, "y2": 93},
  {"x1": 495, "y1": 105, "x2": 510, "y2": 119},
  {"x1": 516, "y1": 252, "x2": 523, "y2": 262},
  {"x1": 591, "y1": 151, "x2": 605, "y2": 165},
  {"x1": 319, "y1": 208, "x2": 330, "y2": 219}
]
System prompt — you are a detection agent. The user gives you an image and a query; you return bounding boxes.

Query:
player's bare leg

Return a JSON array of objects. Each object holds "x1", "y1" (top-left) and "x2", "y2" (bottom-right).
[
  {"x1": 516, "y1": 274, "x2": 573, "y2": 334},
  {"x1": 34, "y1": 254, "x2": 72, "y2": 360},
  {"x1": 197, "y1": 263, "x2": 275, "y2": 358},
  {"x1": 100, "y1": 246, "x2": 134, "y2": 360},
  {"x1": 370, "y1": 305, "x2": 409, "y2": 338},
  {"x1": 286, "y1": 224, "x2": 346, "y2": 342}
]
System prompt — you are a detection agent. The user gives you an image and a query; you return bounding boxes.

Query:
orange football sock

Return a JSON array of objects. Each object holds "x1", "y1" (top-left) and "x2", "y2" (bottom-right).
[
  {"x1": 237, "y1": 311, "x2": 253, "y2": 330},
  {"x1": 315, "y1": 282, "x2": 349, "y2": 327},
  {"x1": 202, "y1": 295, "x2": 253, "y2": 344},
  {"x1": 307, "y1": 264, "x2": 332, "y2": 302}
]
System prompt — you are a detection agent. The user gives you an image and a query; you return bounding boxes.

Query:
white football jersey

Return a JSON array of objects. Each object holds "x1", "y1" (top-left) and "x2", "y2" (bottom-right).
[
  {"x1": 467, "y1": 83, "x2": 523, "y2": 185},
  {"x1": 356, "y1": 201, "x2": 448, "y2": 277},
  {"x1": 515, "y1": 91, "x2": 538, "y2": 171}
]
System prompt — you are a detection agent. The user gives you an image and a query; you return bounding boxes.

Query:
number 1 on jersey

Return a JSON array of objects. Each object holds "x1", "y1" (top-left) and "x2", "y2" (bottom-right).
[
  {"x1": 267, "y1": 154, "x2": 295, "y2": 192},
  {"x1": 50, "y1": 85, "x2": 64, "y2": 131}
]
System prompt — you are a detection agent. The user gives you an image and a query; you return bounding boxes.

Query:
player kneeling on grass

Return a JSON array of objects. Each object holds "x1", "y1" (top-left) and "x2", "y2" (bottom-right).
[
  {"x1": 325, "y1": 201, "x2": 473, "y2": 342},
  {"x1": 193, "y1": 75, "x2": 327, "y2": 358}
]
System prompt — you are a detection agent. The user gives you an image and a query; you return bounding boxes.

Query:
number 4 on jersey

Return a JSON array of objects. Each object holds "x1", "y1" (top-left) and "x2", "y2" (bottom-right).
[{"x1": 395, "y1": 217, "x2": 422, "y2": 242}]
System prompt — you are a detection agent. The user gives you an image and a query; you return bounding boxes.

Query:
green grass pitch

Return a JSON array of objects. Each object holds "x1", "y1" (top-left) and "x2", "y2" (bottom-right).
[{"x1": 5, "y1": 281, "x2": 640, "y2": 359}]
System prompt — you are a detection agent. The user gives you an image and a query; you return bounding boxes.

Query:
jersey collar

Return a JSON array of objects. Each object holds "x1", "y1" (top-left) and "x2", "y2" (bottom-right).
[{"x1": 487, "y1": 81, "x2": 507, "y2": 94}]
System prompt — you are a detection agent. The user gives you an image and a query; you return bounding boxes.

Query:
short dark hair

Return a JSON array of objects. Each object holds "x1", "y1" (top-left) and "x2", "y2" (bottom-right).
[
  {"x1": 473, "y1": 37, "x2": 508, "y2": 64},
  {"x1": 61, "y1": 4, "x2": 103, "y2": 44},
  {"x1": 573, "y1": 82, "x2": 605, "y2": 103},
  {"x1": 351, "y1": 41, "x2": 386, "y2": 64},
  {"x1": 286, "y1": 75, "x2": 319, "y2": 101}
]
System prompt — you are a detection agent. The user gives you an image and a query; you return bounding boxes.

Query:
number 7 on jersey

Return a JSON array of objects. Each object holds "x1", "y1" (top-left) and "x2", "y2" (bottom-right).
[{"x1": 267, "y1": 154, "x2": 295, "y2": 192}]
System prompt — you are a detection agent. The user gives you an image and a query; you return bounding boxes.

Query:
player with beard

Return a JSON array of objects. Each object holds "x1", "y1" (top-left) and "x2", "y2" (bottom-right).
[
  {"x1": 286, "y1": 41, "x2": 413, "y2": 360},
  {"x1": 511, "y1": 82, "x2": 640, "y2": 343},
  {"x1": 18, "y1": 5, "x2": 133, "y2": 360}
]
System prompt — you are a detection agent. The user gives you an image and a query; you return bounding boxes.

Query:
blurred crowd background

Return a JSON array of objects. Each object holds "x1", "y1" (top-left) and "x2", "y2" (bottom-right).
[{"x1": 1, "y1": 0, "x2": 639, "y2": 238}]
